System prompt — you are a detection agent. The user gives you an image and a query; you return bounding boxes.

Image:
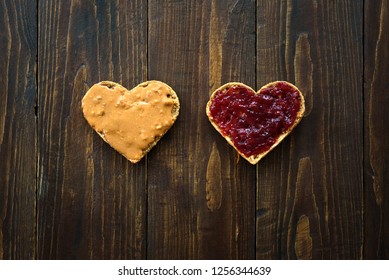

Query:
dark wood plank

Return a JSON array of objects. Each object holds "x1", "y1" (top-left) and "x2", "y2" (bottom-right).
[
  {"x1": 37, "y1": 0, "x2": 147, "y2": 259},
  {"x1": 364, "y1": 0, "x2": 389, "y2": 259},
  {"x1": 256, "y1": 0, "x2": 363, "y2": 259},
  {"x1": 1, "y1": 0, "x2": 371, "y2": 261},
  {"x1": 0, "y1": 0, "x2": 37, "y2": 260},
  {"x1": 147, "y1": 0, "x2": 256, "y2": 259}
]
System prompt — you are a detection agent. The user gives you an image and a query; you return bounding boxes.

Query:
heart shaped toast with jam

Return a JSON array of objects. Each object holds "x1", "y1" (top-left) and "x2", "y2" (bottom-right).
[
  {"x1": 206, "y1": 81, "x2": 305, "y2": 164},
  {"x1": 82, "y1": 80, "x2": 180, "y2": 163}
]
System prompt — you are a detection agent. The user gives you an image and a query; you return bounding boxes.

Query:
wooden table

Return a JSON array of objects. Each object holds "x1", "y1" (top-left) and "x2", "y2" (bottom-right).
[{"x1": 0, "y1": 0, "x2": 388, "y2": 260}]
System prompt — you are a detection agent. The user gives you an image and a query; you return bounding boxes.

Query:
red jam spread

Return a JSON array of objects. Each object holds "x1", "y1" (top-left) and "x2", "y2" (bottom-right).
[{"x1": 209, "y1": 82, "x2": 301, "y2": 157}]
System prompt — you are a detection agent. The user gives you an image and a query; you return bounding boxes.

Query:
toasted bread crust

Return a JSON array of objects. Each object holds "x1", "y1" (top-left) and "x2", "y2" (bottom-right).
[
  {"x1": 206, "y1": 81, "x2": 305, "y2": 164},
  {"x1": 83, "y1": 80, "x2": 180, "y2": 163}
]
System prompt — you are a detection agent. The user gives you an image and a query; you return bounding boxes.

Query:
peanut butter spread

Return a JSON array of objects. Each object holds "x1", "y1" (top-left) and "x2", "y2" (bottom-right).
[{"x1": 82, "y1": 81, "x2": 178, "y2": 162}]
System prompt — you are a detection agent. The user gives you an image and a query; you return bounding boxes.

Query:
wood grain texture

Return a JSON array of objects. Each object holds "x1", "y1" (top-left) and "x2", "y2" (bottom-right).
[
  {"x1": 37, "y1": 0, "x2": 147, "y2": 259},
  {"x1": 147, "y1": 0, "x2": 256, "y2": 259},
  {"x1": 1, "y1": 0, "x2": 388, "y2": 260},
  {"x1": 256, "y1": 0, "x2": 363, "y2": 259},
  {"x1": 364, "y1": 0, "x2": 389, "y2": 259},
  {"x1": 0, "y1": 0, "x2": 37, "y2": 260}
]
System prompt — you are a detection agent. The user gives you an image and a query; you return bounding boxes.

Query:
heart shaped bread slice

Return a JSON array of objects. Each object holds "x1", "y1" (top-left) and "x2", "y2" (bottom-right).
[
  {"x1": 82, "y1": 80, "x2": 180, "y2": 163},
  {"x1": 206, "y1": 81, "x2": 305, "y2": 164}
]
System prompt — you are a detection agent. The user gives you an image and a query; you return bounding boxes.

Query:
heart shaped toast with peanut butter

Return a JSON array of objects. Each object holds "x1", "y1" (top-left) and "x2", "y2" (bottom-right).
[
  {"x1": 206, "y1": 81, "x2": 305, "y2": 164},
  {"x1": 82, "y1": 80, "x2": 180, "y2": 163}
]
